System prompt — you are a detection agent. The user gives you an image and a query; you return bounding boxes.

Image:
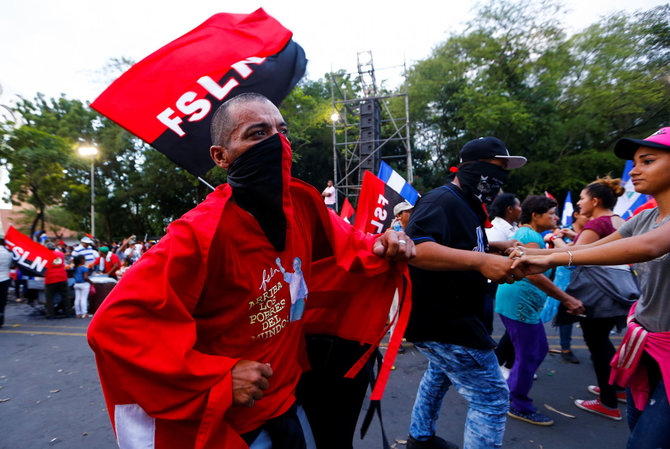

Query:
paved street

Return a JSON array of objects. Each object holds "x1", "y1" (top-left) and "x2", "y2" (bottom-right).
[{"x1": 1, "y1": 297, "x2": 630, "y2": 449}]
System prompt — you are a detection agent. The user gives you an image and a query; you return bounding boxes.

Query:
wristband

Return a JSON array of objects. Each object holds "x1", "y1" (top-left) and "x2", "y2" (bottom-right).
[{"x1": 567, "y1": 250, "x2": 574, "y2": 267}]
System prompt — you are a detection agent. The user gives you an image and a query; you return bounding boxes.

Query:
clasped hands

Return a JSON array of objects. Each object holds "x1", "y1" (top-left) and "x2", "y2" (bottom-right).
[{"x1": 484, "y1": 242, "x2": 550, "y2": 284}]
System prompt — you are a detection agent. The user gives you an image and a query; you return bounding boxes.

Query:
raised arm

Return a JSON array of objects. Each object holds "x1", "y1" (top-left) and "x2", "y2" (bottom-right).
[
  {"x1": 513, "y1": 220, "x2": 670, "y2": 274},
  {"x1": 410, "y1": 241, "x2": 517, "y2": 284}
]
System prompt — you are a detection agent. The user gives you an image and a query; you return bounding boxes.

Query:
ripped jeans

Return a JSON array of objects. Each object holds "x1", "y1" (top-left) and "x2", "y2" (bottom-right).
[{"x1": 410, "y1": 342, "x2": 509, "y2": 449}]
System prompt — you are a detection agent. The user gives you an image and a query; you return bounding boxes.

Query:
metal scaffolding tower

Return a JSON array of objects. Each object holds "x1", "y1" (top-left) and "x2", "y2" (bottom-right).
[{"x1": 329, "y1": 51, "x2": 413, "y2": 203}]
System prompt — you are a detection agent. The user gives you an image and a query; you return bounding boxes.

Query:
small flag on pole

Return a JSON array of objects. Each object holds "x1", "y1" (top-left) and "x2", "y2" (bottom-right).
[
  {"x1": 561, "y1": 192, "x2": 574, "y2": 227},
  {"x1": 340, "y1": 198, "x2": 355, "y2": 224},
  {"x1": 354, "y1": 171, "x2": 406, "y2": 234},
  {"x1": 377, "y1": 161, "x2": 419, "y2": 205}
]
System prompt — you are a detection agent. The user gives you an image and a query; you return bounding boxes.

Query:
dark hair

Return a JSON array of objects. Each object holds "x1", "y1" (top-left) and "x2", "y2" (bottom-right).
[
  {"x1": 584, "y1": 176, "x2": 625, "y2": 210},
  {"x1": 210, "y1": 93, "x2": 272, "y2": 146},
  {"x1": 73, "y1": 255, "x2": 86, "y2": 266},
  {"x1": 488, "y1": 193, "x2": 518, "y2": 219},
  {"x1": 520, "y1": 195, "x2": 557, "y2": 224}
]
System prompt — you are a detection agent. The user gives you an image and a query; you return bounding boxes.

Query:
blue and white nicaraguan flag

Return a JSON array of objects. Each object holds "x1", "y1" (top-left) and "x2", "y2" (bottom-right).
[
  {"x1": 613, "y1": 160, "x2": 649, "y2": 220},
  {"x1": 561, "y1": 191, "x2": 574, "y2": 228},
  {"x1": 377, "y1": 161, "x2": 419, "y2": 205}
]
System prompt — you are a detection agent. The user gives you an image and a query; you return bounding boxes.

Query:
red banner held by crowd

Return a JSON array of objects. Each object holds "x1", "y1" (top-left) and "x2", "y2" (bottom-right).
[
  {"x1": 5, "y1": 226, "x2": 55, "y2": 277},
  {"x1": 354, "y1": 171, "x2": 405, "y2": 234},
  {"x1": 91, "y1": 8, "x2": 306, "y2": 177}
]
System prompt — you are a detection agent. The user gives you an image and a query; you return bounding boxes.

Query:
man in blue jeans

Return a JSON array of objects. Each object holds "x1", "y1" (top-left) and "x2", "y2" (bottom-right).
[{"x1": 404, "y1": 137, "x2": 526, "y2": 449}]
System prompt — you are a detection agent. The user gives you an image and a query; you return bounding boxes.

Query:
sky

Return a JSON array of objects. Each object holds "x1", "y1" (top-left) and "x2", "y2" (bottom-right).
[{"x1": 0, "y1": 0, "x2": 668, "y2": 107}]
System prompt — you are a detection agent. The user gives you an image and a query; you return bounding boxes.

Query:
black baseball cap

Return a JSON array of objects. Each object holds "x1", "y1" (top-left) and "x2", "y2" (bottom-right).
[{"x1": 460, "y1": 137, "x2": 527, "y2": 169}]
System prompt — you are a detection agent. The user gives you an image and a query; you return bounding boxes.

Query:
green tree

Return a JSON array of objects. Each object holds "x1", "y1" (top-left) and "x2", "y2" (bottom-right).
[
  {"x1": 280, "y1": 78, "x2": 334, "y2": 187},
  {"x1": 2, "y1": 126, "x2": 75, "y2": 236},
  {"x1": 407, "y1": 0, "x2": 670, "y2": 199}
]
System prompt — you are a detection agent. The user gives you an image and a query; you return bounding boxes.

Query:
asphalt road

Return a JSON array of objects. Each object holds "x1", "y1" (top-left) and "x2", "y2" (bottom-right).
[{"x1": 1, "y1": 297, "x2": 630, "y2": 449}]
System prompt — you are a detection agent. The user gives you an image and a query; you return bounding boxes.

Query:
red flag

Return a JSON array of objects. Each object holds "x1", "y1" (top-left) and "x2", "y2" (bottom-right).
[
  {"x1": 91, "y1": 9, "x2": 306, "y2": 177},
  {"x1": 5, "y1": 226, "x2": 55, "y2": 276},
  {"x1": 354, "y1": 171, "x2": 405, "y2": 234},
  {"x1": 544, "y1": 191, "x2": 556, "y2": 201},
  {"x1": 339, "y1": 198, "x2": 355, "y2": 224}
]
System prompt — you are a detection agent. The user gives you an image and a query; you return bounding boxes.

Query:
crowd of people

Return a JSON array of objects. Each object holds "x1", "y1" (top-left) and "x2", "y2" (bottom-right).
[
  {"x1": 7, "y1": 234, "x2": 157, "y2": 321},
  {"x1": 8, "y1": 92, "x2": 657, "y2": 449},
  {"x1": 388, "y1": 128, "x2": 669, "y2": 449}
]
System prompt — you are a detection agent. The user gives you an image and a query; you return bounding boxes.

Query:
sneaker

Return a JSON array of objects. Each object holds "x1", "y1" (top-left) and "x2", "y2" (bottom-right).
[
  {"x1": 407, "y1": 435, "x2": 459, "y2": 449},
  {"x1": 507, "y1": 408, "x2": 554, "y2": 426},
  {"x1": 499, "y1": 365, "x2": 511, "y2": 380},
  {"x1": 587, "y1": 385, "x2": 627, "y2": 404},
  {"x1": 574, "y1": 398, "x2": 622, "y2": 421},
  {"x1": 561, "y1": 350, "x2": 580, "y2": 364}
]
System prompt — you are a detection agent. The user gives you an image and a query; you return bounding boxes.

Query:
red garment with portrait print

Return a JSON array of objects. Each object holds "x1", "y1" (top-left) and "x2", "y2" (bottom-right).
[{"x1": 87, "y1": 178, "x2": 406, "y2": 449}]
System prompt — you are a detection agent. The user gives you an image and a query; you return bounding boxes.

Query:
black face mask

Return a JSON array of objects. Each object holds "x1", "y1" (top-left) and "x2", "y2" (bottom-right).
[
  {"x1": 227, "y1": 133, "x2": 289, "y2": 251},
  {"x1": 456, "y1": 161, "x2": 509, "y2": 205}
]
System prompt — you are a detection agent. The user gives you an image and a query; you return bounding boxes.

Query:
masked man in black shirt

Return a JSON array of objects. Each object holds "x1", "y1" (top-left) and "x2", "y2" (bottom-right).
[{"x1": 404, "y1": 137, "x2": 526, "y2": 449}]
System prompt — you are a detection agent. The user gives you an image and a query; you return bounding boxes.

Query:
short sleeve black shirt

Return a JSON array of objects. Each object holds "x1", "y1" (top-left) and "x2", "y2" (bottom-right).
[{"x1": 404, "y1": 183, "x2": 495, "y2": 349}]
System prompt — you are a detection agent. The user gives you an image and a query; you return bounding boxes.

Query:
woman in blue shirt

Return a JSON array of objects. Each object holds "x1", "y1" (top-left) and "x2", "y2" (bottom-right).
[
  {"x1": 495, "y1": 195, "x2": 584, "y2": 426},
  {"x1": 72, "y1": 255, "x2": 92, "y2": 318}
]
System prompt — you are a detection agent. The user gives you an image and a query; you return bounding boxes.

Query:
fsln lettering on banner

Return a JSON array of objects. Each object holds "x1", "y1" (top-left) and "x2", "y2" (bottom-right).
[
  {"x1": 370, "y1": 194, "x2": 389, "y2": 233},
  {"x1": 156, "y1": 56, "x2": 267, "y2": 137}
]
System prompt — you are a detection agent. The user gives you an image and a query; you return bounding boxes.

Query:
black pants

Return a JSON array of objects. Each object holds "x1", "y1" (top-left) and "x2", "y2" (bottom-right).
[
  {"x1": 296, "y1": 336, "x2": 370, "y2": 449},
  {"x1": 580, "y1": 317, "x2": 622, "y2": 408},
  {"x1": 495, "y1": 331, "x2": 515, "y2": 369},
  {"x1": 0, "y1": 279, "x2": 9, "y2": 326},
  {"x1": 45, "y1": 281, "x2": 72, "y2": 318}
]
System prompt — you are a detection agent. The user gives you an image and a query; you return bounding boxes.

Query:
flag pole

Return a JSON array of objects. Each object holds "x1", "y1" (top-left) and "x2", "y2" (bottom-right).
[{"x1": 198, "y1": 177, "x2": 216, "y2": 191}]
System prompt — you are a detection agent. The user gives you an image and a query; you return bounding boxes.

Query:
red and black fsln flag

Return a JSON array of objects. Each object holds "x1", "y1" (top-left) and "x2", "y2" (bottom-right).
[{"x1": 91, "y1": 9, "x2": 306, "y2": 177}]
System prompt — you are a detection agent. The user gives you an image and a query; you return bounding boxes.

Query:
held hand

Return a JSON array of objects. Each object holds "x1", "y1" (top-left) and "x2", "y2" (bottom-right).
[
  {"x1": 504, "y1": 243, "x2": 525, "y2": 256},
  {"x1": 563, "y1": 296, "x2": 585, "y2": 316},
  {"x1": 489, "y1": 239, "x2": 520, "y2": 255},
  {"x1": 510, "y1": 255, "x2": 554, "y2": 276},
  {"x1": 560, "y1": 228, "x2": 577, "y2": 240},
  {"x1": 373, "y1": 230, "x2": 416, "y2": 261},
  {"x1": 231, "y1": 360, "x2": 273, "y2": 407},
  {"x1": 480, "y1": 255, "x2": 519, "y2": 284}
]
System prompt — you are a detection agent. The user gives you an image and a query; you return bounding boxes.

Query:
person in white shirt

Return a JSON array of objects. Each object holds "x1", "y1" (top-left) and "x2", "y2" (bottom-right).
[
  {"x1": 321, "y1": 180, "x2": 337, "y2": 211},
  {"x1": 72, "y1": 236, "x2": 99, "y2": 265},
  {"x1": 486, "y1": 193, "x2": 522, "y2": 377},
  {"x1": 0, "y1": 237, "x2": 13, "y2": 327},
  {"x1": 486, "y1": 193, "x2": 521, "y2": 242}
]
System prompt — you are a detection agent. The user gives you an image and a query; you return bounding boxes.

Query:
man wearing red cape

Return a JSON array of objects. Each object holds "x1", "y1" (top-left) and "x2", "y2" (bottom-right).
[{"x1": 87, "y1": 93, "x2": 414, "y2": 449}]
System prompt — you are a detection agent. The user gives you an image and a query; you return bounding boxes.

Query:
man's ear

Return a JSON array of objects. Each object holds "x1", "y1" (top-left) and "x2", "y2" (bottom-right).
[{"x1": 210, "y1": 145, "x2": 230, "y2": 169}]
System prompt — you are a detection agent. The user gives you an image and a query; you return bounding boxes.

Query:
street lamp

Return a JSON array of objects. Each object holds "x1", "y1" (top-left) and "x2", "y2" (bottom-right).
[{"x1": 78, "y1": 145, "x2": 98, "y2": 238}]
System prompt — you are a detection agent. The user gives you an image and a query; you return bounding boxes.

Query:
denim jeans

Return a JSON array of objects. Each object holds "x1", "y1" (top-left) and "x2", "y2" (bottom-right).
[
  {"x1": 410, "y1": 341, "x2": 509, "y2": 449},
  {"x1": 559, "y1": 323, "x2": 573, "y2": 351},
  {"x1": 249, "y1": 405, "x2": 316, "y2": 449},
  {"x1": 626, "y1": 381, "x2": 670, "y2": 449}
]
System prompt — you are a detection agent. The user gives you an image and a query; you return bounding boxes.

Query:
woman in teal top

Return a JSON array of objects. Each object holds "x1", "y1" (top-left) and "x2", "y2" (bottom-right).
[{"x1": 495, "y1": 195, "x2": 584, "y2": 426}]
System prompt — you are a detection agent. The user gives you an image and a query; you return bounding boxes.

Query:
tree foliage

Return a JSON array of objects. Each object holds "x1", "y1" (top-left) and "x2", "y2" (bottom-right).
[
  {"x1": 407, "y1": 0, "x2": 670, "y2": 199},
  {"x1": 2, "y1": 126, "x2": 75, "y2": 236}
]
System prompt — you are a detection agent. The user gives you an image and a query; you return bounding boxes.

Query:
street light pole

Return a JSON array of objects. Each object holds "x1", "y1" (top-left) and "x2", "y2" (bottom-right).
[
  {"x1": 78, "y1": 145, "x2": 99, "y2": 238},
  {"x1": 89, "y1": 160, "x2": 95, "y2": 238}
]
